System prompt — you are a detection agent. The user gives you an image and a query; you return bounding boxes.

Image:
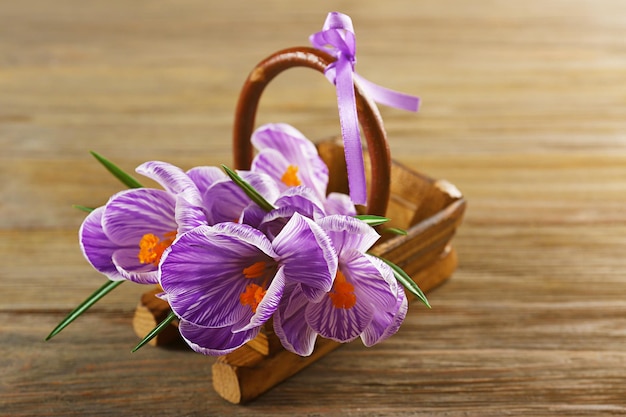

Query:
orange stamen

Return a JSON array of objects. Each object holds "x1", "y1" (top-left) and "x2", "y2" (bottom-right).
[
  {"x1": 138, "y1": 231, "x2": 176, "y2": 266},
  {"x1": 281, "y1": 165, "x2": 302, "y2": 187},
  {"x1": 328, "y1": 270, "x2": 357, "y2": 309},
  {"x1": 240, "y1": 283, "x2": 267, "y2": 313},
  {"x1": 243, "y1": 261, "x2": 267, "y2": 279}
]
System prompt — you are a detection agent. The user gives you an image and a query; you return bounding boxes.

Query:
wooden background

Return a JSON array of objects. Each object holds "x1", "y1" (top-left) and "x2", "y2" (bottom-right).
[{"x1": 2, "y1": 0, "x2": 626, "y2": 415}]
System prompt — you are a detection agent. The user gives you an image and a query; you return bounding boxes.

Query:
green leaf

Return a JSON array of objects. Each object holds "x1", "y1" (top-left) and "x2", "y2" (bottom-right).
[
  {"x1": 73, "y1": 204, "x2": 95, "y2": 213},
  {"x1": 382, "y1": 227, "x2": 408, "y2": 236},
  {"x1": 354, "y1": 215, "x2": 390, "y2": 227},
  {"x1": 131, "y1": 311, "x2": 177, "y2": 353},
  {"x1": 45, "y1": 280, "x2": 124, "y2": 341},
  {"x1": 376, "y1": 256, "x2": 431, "y2": 308},
  {"x1": 222, "y1": 165, "x2": 276, "y2": 212},
  {"x1": 90, "y1": 151, "x2": 143, "y2": 189}
]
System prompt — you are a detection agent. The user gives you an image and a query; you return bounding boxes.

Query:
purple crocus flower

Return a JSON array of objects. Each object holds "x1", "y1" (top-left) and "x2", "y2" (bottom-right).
[
  {"x1": 79, "y1": 161, "x2": 215, "y2": 284},
  {"x1": 251, "y1": 123, "x2": 356, "y2": 216},
  {"x1": 158, "y1": 213, "x2": 337, "y2": 355},
  {"x1": 273, "y1": 215, "x2": 407, "y2": 356}
]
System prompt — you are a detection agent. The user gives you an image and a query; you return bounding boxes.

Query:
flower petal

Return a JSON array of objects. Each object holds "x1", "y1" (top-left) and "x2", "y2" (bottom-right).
[
  {"x1": 273, "y1": 283, "x2": 318, "y2": 356},
  {"x1": 175, "y1": 194, "x2": 209, "y2": 234},
  {"x1": 274, "y1": 186, "x2": 326, "y2": 218},
  {"x1": 136, "y1": 161, "x2": 202, "y2": 206},
  {"x1": 317, "y1": 215, "x2": 380, "y2": 257},
  {"x1": 240, "y1": 205, "x2": 266, "y2": 229},
  {"x1": 178, "y1": 319, "x2": 259, "y2": 356},
  {"x1": 343, "y1": 251, "x2": 398, "y2": 312},
  {"x1": 78, "y1": 207, "x2": 126, "y2": 281},
  {"x1": 305, "y1": 289, "x2": 374, "y2": 343},
  {"x1": 251, "y1": 149, "x2": 290, "y2": 193},
  {"x1": 361, "y1": 286, "x2": 408, "y2": 347},
  {"x1": 201, "y1": 180, "x2": 250, "y2": 224},
  {"x1": 187, "y1": 166, "x2": 226, "y2": 195},
  {"x1": 101, "y1": 188, "x2": 177, "y2": 246},
  {"x1": 272, "y1": 213, "x2": 337, "y2": 301},
  {"x1": 159, "y1": 224, "x2": 276, "y2": 328},
  {"x1": 201, "y1": 171, "x2": 279, "y2": 225},
  {"x1": 111, "y1": 248, "x2": 159, "y2": 284}
]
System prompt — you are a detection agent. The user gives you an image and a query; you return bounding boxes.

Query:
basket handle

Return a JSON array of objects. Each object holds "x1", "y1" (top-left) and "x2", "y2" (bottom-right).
[{"x1": 232, "y1": 46, "x2": 391, "y2": 216}]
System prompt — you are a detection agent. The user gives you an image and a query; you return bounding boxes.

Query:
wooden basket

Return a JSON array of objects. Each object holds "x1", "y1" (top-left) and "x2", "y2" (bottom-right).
[{"x1": 132, "y1": 47, "x2": 466, "y2": 404}]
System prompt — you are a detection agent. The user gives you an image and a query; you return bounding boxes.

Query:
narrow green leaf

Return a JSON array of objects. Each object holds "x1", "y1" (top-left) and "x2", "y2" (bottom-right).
[
  {"x1": 354, "y1": 215, "x2": 390, "y2": 227},
  {"x1": 375, "y1": 256, "x2": 431, "y2": 308},
  {"x1": 131, "y1": 311, "x2": 177, "y2": 353},
  {"x1": 73, "y1": 204, "x2": 95, "y2": 213},
  {"x1": 382, "y1": 227, "x2": 408, "y2": 236},
  {"x1": 90, "y1": 151, "x2": 143, "y2": 189},
  {"x1": 222, "y1": 165, "x2": 276, "y2": 212},
  {"x1": 45, "y1": 280, "x2": 124, "y2": 341}
]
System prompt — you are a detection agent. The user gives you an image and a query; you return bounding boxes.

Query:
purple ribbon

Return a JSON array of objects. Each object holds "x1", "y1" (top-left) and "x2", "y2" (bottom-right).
[{"x1": 310, "y1": 12, "x2": 420, "y2": 206}]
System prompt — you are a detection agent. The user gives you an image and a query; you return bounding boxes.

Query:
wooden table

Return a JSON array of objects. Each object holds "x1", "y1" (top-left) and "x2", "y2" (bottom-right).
[{"x1": 2, "y1": 1, "x2": 625, "y2": 415}]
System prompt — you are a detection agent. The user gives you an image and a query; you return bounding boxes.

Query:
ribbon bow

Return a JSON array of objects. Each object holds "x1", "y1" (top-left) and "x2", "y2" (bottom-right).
[{"x1": 310, "y1": 12, "x2": 420, "y2": 206}]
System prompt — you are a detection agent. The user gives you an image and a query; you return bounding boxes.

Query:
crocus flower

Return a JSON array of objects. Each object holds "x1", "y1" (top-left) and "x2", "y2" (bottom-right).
[
  {"x1": 79, "y1": 161, "x2": 213, "y2": 284},
  {"x1": 251, "y1": 123, "x2": 356, "y2": 216},
  {"x1": 273, "y1": 215, "x2": 407, "y2": 356},
  {"x1": 158, "y1": 213, "x2": 337, "y2": 355}
]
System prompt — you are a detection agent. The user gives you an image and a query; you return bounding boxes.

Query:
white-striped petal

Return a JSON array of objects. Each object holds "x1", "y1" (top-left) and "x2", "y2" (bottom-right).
[
  {"x1": 78, "y1": 207, "x2": 126, "y2": 281},
  {"x1": 159, "y1": 224, "x2": 278, "y2": 328},
  {"x1": 136, "y1": 161, "x2": 202, "y2": 206},
  {"x1": 272, "y1": 213, "x2": 337, "y2": 300},
  {"x1": 101, "y1": 188, "x2": 177, "y2": 246},
  {"x1": 273, "y1": 283, "x2": 318, "y2": 356},
  {"x1": 178, "y1": 319, "x2": 260, "y2": 356},
  {"x1": 305, "y1": 291, "x2": 374, "y2": 343},
  {"x1": 317, "y1": 215, "x2": 380, "y2": 257},
  {"x1": 111, "y1": 248, "x2": 159, "y2": 284},
  {"x1": 342, "y1": 251, "x2": 398, "y2": 312},
  {"x1": 186, "y1": 166, "x2": 226, "y2": 195},
  {"x1": 361, "y1": 287, "x2": 408, "y2": 347}
]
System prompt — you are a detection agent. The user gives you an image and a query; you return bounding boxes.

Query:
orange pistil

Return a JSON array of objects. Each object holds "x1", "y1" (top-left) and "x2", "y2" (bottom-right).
[
  {"x1": 137, "y1": 231, "x2": 176, "y2": 266},
  {"x1": 281, "y1": 165, "x2": 302, "y2": 187},
  {"x1": 328, "y1": 270, "x2": 357, "y2": 309},
  {"x1": 240, "y1": 283, "x2": 267, "y2": 313},
  {"x1": 243, "y1": 261, "x2": 267, "y2": 279}
]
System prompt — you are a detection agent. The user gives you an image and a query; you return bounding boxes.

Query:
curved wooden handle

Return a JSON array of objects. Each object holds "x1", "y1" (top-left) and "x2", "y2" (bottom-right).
[{"x1": 232, "y1": 46, "x2": 391, "y2": 216}]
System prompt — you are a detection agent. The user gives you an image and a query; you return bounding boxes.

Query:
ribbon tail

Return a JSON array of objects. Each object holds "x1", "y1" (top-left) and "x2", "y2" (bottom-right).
[
  {"x1": 354, "y1": 73, "x2": 420, "y2": 112},
  {"x1": 334, "y1": 61, "x2": 367, "y2": 206}
]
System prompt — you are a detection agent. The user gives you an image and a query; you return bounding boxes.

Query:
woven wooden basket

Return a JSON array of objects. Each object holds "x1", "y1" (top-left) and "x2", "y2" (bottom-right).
[{"x1": 132, "y1": 47, "x2": 466, "y2": 404}]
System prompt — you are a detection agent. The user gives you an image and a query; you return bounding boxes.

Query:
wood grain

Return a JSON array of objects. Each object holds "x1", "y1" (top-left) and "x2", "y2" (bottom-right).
[{"x1": 3, "y1": 0, "x2": 626, "y2": 415}]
